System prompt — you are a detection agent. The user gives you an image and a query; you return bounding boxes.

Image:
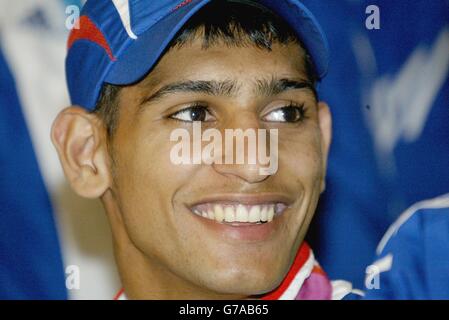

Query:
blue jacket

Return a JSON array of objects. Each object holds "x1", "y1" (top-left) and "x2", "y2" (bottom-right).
[{"x1": 364, "y1": 193, "x2": 449, "y2": 299}]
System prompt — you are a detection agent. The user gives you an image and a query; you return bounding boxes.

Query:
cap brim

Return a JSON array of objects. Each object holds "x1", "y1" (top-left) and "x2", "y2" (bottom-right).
[{"x1": 105, "y1": 0, "x2": 328, "y2": 85}]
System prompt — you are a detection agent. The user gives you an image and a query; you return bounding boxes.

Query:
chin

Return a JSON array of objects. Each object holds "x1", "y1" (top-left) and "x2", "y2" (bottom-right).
[{"x1": 195, "y1": 259, "x2": 287, "y2": 297}]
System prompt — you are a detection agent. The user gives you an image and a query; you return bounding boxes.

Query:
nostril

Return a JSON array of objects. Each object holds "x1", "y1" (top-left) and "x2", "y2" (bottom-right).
[{"x1": 211, "y1": 162, "x2": 271, "y2": 184}]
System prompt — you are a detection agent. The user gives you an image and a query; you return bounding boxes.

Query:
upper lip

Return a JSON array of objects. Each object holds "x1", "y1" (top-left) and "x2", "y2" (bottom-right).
[{"x1": 187, "y1": 193, "x2": 294, "y2": 208}]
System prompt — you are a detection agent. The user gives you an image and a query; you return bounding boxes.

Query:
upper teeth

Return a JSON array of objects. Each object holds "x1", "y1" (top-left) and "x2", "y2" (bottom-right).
[{"x1": 192, "y1": 204, "x2": 278, "y2": 223}]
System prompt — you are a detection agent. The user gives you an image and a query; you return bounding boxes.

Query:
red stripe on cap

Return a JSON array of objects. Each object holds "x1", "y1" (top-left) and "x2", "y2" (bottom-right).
[
  {"x1": 261, "y1": 242, "x2": 311, "y2": 300},
  {"x1": 68, "y1": 16, "x2": 116, "y2": 61},
  {"x1": 172, "y1": 0, "x2": 193, "y2": 11}
]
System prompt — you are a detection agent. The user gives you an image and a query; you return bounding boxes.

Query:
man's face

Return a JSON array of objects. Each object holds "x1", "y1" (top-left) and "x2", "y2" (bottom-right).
[{"x1": 108, "y1": 38, "x2": 330, "y2": 295}]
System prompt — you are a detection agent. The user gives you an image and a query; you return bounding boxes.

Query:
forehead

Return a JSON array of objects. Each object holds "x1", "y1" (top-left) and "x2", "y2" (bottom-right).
[{"x1": 138, "y1": 39, "x2": 309, "y2": 90}]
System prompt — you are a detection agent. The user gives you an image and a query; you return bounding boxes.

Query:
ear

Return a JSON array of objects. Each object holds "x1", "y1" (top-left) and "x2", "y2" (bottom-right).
[
  {"x1": 317, "y1": 101, "x2": 332, "y2": 193},
  {"x1": 51, "y1": 106, "x2": 112, "y2": 198}
]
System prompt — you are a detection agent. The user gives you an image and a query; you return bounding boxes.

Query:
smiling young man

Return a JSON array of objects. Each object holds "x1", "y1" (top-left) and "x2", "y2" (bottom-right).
[{"x1": 51, "y1": 0, "x2": 358, "y2": 300}]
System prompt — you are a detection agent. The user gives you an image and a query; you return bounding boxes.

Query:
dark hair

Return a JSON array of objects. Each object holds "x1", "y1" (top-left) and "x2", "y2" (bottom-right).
[{"x1": 94, "y1": 0, "x2": 318, "y2": 139}]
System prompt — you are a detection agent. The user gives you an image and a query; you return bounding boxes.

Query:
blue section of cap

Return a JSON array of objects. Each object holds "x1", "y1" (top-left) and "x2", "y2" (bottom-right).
[
  {"x1": 259, "y1": 0, "x2": 329, "y2": 79},
  {"x1": 80, "y1": 0, "x2": 132, "y2": 57},
  {"x1": 106, "y1": 0, "x2": 328, "y2": 84},
  {"x1": 66, "y1": 40, "x2": 116, "y2": 108},
  {"x1": 128, "y1": 0, "x2": 185, "y2": 35},
  {"x1": 106, "y1": 0, "x2": 212, "y2": 85},
  {"x1": 67, "y1": 0, "x2": 329, "y2": 110},
  {"x1": 66, "y1": 0, "x2": 129, "y2": 108}
]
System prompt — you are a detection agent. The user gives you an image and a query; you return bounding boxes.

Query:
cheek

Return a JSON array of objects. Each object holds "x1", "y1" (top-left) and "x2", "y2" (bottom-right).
[
  {"x1": 278, "y1": 125, "x2": 324, "y2": 185},
  {"x1": 112, "y1": 126, "x2": 197, "y2": 248},
  {"x1": 116, "y1": 125, "x2": 195, "y2": 194},
  {"x1": 276, "y1": 127, "x2": 324, "y2": 244}
]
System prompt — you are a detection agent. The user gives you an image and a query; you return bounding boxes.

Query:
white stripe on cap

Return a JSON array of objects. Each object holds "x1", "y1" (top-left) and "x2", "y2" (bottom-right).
[{"x1": 112, "y1": 0, "x2": 138, "y2": 40}]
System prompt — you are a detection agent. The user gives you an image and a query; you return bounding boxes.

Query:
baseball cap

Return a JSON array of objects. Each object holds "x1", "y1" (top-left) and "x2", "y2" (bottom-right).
[{"x1": 66, "y1": 0, "x2": 329, "y2": 110}]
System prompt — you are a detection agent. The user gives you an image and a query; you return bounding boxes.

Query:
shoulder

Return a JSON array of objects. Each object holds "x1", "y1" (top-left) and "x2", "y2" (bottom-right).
[
  {"x1": 377, "y1": 193, "x2": 449, "y2": 256},
  {"x1": 365, "y1": 193, "x2": 449, "y2": 299}
]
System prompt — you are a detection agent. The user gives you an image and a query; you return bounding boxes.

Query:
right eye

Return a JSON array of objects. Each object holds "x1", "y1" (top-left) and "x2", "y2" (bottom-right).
[{"x1": 169, "y1": 105, "x2": 215, "y2": 122}]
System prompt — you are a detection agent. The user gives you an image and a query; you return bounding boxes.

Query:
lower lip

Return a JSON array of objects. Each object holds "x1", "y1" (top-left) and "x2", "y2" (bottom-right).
[{"x1": 190, "y1": 212, "x2": 283, "y2": 242}]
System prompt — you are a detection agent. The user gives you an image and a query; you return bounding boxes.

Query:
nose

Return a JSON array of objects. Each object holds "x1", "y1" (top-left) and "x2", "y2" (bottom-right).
[
  {"x1": 213, "y1": 162, "x2": 271, "y2": 184},
  {"x1": 211, "y1": 116, "x2": 277, "y2": 184}
]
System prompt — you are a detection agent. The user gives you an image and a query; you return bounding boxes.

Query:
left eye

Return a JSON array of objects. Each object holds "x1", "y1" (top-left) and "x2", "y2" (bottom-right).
[
  {"x1": 169, "y1": 106, "x2": 215, "y2": 122},
  {"x1": 263, "y1": 105, "x2": 306, "y2": 123}
]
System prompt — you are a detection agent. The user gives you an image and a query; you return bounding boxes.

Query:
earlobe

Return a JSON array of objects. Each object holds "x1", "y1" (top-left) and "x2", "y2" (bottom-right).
[
  {"x1": 317, "y1": 101, "x2": 332, "y2": 193},
  {"x1": 51, "y1": 106, "x2": 112, "y2": 198}
]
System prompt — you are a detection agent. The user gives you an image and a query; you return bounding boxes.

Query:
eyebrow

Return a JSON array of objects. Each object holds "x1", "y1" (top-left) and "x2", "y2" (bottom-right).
[
  {"x1": 139, "y1": 80, "x2": 238, "y2": 107},
  {"x1": 255, "y1": 78, "x2": 317, "y2": 100},
  {"x1": 139, "y1": 77, "x2": 317, "y2": 109}
]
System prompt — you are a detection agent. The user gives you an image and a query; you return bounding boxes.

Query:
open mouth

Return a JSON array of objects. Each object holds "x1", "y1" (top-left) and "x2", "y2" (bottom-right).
[{"x1": 190, "y1": 202, "x2": 288, "y2": 225}]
